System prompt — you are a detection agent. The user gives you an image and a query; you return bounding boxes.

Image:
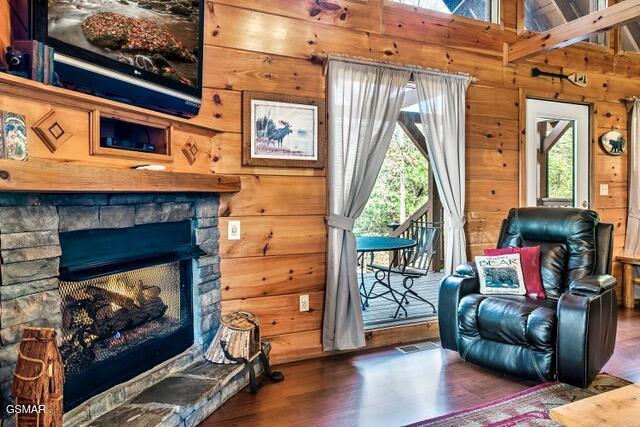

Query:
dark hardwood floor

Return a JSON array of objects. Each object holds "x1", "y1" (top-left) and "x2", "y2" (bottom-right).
[{"x1": 202, "y1": 309, "x2": 640, "y2": 427}]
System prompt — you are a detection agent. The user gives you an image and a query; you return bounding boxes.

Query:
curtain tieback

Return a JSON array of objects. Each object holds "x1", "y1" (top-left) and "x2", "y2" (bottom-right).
[
  {"x1": 449, "y1": 216, "x2": 466, "y2": 230},
  {"x1": 629, "y1": 208, "x2": 640, "y2": 219},
  {"x1": 327, "y1": 215, "x2": 355, "y2": 231}
]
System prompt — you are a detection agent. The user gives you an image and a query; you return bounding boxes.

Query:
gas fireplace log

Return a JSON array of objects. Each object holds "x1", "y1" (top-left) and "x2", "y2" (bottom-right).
[
  {"x1": 143, "y1": 286, "x2": 162, "y2": 300},
  {"x1": 85, "y1": 286, "x2": 139, "y2": 310},
  {"x1": 88, "y1": 298, "x2": 168, "y2": 341}
]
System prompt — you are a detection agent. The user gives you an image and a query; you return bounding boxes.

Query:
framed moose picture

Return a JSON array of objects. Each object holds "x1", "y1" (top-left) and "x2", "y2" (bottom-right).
[{"x1": 242, "y1": 91, "x2": 325, "y2": 168}]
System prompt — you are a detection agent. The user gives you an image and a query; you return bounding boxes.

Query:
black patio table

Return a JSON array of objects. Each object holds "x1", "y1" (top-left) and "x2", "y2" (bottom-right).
[{"x1": 356, "y1": 235, "x2": 416, "y2": 319}]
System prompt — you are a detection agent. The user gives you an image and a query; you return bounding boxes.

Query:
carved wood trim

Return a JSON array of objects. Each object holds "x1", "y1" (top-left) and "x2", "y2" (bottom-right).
[{"x1": 31, "y1": 110, "x2": 72, "y2": 153}]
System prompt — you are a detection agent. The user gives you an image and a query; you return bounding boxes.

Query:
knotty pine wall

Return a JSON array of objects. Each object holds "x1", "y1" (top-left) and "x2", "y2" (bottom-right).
[{"x1": 200, "y1": 0, "x2": 633, "y2": 363}]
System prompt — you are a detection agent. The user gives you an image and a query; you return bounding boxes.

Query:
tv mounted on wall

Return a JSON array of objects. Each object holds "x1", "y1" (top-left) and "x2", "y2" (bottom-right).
[{"x1": 31, "y1": 0, "x2": 204, "y2": 118}]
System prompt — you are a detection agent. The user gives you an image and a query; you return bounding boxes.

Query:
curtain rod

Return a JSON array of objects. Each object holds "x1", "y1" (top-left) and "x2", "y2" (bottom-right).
[{"x1": 317, "y1": 54, "x2": 479, "y2": 83}]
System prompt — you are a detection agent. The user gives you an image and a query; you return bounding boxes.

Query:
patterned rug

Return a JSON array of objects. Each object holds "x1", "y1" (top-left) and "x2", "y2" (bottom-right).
[{"x1": 407, "y1": 374, "x2": 630, "y2": 426}]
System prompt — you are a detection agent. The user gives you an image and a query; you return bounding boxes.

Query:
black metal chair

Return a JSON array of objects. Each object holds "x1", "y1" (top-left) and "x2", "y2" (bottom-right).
[{"x1": 365, "y1": 220, "x2": 442, "y2": 318}]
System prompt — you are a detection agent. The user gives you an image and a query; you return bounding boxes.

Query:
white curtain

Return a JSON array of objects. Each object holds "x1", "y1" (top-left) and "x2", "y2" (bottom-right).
[
  {"x1": 624, "y1": 99, "x2": 640, "y2": 256},
  {"x1": 323, "y1": 59, "x2": 411, "y2": 351},
  {"x1": 414, "y1": 71, "x2": 471, "y2": 274}
]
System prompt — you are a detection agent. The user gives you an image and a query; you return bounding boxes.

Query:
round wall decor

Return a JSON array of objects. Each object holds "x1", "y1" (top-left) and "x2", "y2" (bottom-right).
[{"x1": 600, "y1": 130, "x2": 625, "y2": 156}]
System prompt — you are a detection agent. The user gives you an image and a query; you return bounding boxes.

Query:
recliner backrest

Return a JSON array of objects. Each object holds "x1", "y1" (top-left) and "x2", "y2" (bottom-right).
[{"x1": 496, "y1": 208, "x2": 609, "y2": 299}]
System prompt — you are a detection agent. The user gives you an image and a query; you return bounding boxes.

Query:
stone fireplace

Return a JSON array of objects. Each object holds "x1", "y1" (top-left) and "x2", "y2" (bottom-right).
[{"x1": 0, "y1": 192, "x2": 232, "y2": 425}]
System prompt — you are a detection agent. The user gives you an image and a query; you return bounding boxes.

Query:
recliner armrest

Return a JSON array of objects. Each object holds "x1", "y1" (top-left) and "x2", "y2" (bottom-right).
[
  {"x1": 569, "y1": 274, "x2": 617, "y2": 296},
  {"x1": 454, "y1": 261, "x2": 478, "y2": 278},
  {"x1": 438, "y1": 267, "x2": 480, "y2": 352}
]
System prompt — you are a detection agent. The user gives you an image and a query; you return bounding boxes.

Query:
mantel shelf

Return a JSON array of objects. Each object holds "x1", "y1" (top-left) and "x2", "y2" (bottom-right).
[{"x1": 0, "y1": 160, "x2": 241, "y2": 193}]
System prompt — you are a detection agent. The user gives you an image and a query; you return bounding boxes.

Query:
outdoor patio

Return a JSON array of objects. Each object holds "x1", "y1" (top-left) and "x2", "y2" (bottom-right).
[{"x1": 361, "y1": 271, "x2": 445, "y2": 329}]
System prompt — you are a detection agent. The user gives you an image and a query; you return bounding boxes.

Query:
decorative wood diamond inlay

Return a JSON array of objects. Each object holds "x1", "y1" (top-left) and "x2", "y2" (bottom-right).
[
  {"x1": 181, "y1": 137, "x2": 200, "y2": 165},
  {"x1": 32, "y1": 110, "x2": 73, "y2": 153}
]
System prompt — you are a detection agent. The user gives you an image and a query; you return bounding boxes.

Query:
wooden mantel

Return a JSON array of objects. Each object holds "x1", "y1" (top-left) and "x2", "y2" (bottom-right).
[{"x1": 0, "y1": 160, "x2": 241, "y2": 193}]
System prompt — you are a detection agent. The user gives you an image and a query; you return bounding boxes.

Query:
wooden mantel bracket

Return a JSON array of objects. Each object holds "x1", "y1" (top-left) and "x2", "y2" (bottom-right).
[
  {"x1": 504, "y1": 0, "x2": 640, "y2": 64},
  {"x1": 0, "y1": 160, "x2": 241, "y2": 193}
]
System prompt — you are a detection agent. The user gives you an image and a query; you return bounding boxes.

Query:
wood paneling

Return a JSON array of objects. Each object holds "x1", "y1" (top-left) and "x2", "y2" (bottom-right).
[
  {"x1": 214, "y1": 0, "x2": 382, "y2": 33},
  {"x1": 192, "y1": 88, "x2": 242, "y2": 132},
  {"x1": 203, "y1": 46, "x2": 325, "y2": 98},
  {"x1": 221, "y1": 291, "x2": 324, "y2": 337},
  {"x1": 219, "y1": 175, "x2": 327, "y2": 217},
  {"x1": 466, "y1": 180, "x2": 519, "y2": 212},
  {"x1": 0, "y1": 2, "x2": 10, "y2": 60},
  {"x1": 466, "y1": 148, "x2": 519, "y2": 181},
  {"x1": 382, "y1": 4, "x2": 504, "y2": 54},
  {"x1": 594, "y1": 182, "x2": 628, "y2": 209},
  {"x1": 466, "y1": 117, "x2": 519, "y2": 151},
  {"x1": 218, "y1": 216, "x2": 326, "y2": 258},
  {"x1": 268, "y1": 329, "x2": 324, "y2": 364},
  {"x1": 220, "y1": 254, "x2": 326, "y2": 300}
]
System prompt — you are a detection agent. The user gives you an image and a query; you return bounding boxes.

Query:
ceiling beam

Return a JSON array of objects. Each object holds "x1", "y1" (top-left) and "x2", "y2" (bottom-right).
[{"x1": 504, "y1": 0, "x2": 640, "y2": 63}]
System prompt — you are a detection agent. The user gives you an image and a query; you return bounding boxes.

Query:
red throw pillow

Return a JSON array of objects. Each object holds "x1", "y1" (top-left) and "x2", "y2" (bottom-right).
[{"x1": 483, "y1": 246, "x2": 546, "y2": 299}]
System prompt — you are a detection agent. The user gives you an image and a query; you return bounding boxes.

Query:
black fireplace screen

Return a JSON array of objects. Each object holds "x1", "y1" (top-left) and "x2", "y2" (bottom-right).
[
  {"x1": 59, "y1": 261, "x2": 189, "y2": 377},
  {"x1": 58, "y1": 221, "x2": 199, "y2": 410}
]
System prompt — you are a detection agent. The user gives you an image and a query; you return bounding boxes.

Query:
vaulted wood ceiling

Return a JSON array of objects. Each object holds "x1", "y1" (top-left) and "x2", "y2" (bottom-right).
[{"x1": 527, "y1": 0, "x2": 640, "y2": 48}]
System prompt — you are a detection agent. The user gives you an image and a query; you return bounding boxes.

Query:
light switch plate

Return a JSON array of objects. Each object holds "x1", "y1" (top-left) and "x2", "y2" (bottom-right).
[
  {"x1": 299, "y1": 294, "x2": 310, "y2": 312},
  {"x1": 227, "y1": 220, "x2": 241, "y2": 240},
  {"x1": 599, "y1": 183, "x2": 609, "y2": 196}
]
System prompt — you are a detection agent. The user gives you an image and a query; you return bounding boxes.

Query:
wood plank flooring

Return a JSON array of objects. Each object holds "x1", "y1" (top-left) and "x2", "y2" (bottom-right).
[
  {"x1": 202, "y1": 308, "x2": 640, "y2": 427},
  {"x1": 361, "y1": 272, "x2": 444, "y2": 329}
]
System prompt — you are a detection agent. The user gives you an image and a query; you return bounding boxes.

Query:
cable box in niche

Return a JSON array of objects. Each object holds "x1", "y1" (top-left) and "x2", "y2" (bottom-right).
[{"x1": 101, "y1": 137, "x2": 156, "y2": 153}]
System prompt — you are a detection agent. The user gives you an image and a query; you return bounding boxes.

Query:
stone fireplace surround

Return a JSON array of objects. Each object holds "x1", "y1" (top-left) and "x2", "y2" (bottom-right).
[{"x1": 0, "y1": 192, "x2": 260, "y2": 426}]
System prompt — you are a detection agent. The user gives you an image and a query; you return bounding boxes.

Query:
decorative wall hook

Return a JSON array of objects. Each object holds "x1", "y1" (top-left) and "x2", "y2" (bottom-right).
[{"x1": 531, "y1": 68, "x2": 588, "y2": 88}]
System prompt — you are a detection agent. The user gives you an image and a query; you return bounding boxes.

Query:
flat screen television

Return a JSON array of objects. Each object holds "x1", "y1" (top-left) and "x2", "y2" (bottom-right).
[{"x1": 31, "y1": 0, "x2": 203, "y2": 118}]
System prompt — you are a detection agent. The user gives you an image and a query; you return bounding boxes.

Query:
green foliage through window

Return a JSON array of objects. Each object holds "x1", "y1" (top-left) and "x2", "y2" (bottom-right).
[
  {"x1": 546, "y1": 126, "x2": 574, "y2": 200},
  {"x1": 354, "y1": 124, "x2": 430, "y2": 237}
]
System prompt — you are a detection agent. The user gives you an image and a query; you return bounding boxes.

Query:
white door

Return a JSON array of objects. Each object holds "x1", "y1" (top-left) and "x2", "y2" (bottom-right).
[{"x1": 525, "y1": 99, "x2": 590, "y2": 208}]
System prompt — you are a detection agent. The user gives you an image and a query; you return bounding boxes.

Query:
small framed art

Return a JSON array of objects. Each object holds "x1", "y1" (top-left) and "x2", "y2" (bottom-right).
[{"x1": 242, "y1": 91, "x2": 325, "y2": 169}]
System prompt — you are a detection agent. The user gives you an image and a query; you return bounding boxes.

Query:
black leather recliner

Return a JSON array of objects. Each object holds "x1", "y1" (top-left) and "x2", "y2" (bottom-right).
[{"x1": 439, "y1": 208, "x2": 617, "y2": 387}]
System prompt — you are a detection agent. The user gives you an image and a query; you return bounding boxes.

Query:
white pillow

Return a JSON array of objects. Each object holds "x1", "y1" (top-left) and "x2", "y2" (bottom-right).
[{"x1": 475, "y1": 253, "x2": 526, "y2": 296}]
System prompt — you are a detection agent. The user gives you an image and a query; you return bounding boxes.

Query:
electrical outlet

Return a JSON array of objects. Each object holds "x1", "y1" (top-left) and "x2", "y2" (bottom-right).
[
  {"x1": 227, "y1": 220, "x2": 241, "y2": 240},
  {"x1": 299, "y1": 294, "x2": 310, "y2": 312},
  {"x1": 600, "y1": 183, "x2": 609, "y2": 196}
]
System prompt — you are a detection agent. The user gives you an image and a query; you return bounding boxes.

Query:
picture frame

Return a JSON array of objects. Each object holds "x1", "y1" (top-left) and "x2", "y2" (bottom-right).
[
  {"x1": 242, "y1": 91, "x2": 325, "y2": 169},
  {"x1": 599, "y1": 129, "x2": 625, "y2": 156}
]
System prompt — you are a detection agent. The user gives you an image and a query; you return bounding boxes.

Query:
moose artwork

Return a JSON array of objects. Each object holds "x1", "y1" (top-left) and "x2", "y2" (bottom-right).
[{"x1": 243, "y1": 92, "x2": 325, "y2": 168}]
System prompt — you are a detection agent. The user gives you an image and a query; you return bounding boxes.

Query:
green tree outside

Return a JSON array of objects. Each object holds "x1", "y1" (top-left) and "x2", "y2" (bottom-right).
[
  {"x1": 546, "y1": 126, "x2": 574, "y2": 200},
  {"x1": 354, "y1": 124, "x2": 430, "y2": 237}
]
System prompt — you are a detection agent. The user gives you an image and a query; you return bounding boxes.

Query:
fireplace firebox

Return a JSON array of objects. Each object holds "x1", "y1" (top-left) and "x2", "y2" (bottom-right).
[{"x1": 58, "y1": 221, "x2": 202, "y2": 410}]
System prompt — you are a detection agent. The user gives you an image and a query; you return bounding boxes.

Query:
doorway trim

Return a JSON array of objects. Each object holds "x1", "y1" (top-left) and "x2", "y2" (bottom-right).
[{"x1": 518, "y1": 89, "x2": 596, "y2": 208}]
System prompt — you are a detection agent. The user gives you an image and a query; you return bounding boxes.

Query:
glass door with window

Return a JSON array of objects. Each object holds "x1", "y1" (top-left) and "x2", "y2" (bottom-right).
[{"x1": 525, "y1": 99, "x2": 590, "y2": 208}]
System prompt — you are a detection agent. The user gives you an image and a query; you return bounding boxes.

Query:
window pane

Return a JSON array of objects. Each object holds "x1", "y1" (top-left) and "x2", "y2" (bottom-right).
[
  {"x1": 621, "y1": 21, "x2": 640, "y2": 52},
  {"x1": 536, "y1": 118, "x2": 575, "y2": 207},
  {"x1": 391, "y1": 0, "x2": 493, "y2": 23},
  {"x1": 524, "y1": 0, "x2": 608, "y2": 45}
]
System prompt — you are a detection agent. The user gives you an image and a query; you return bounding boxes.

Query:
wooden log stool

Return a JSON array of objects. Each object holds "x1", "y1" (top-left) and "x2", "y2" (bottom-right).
[{"x1": 617, "y1": 256, "x2": 640, "y2": 309}]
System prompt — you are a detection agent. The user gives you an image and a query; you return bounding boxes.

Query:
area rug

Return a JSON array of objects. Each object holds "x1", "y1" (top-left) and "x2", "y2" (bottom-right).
[{"x1": 407, "y1": 374, "x2": 630, "y2": 426}]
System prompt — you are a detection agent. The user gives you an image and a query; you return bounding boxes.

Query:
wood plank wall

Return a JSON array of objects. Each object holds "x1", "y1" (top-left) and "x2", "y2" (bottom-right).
[{"x1": 200, "y1": 0, "x2": 635, "y2": 363}]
